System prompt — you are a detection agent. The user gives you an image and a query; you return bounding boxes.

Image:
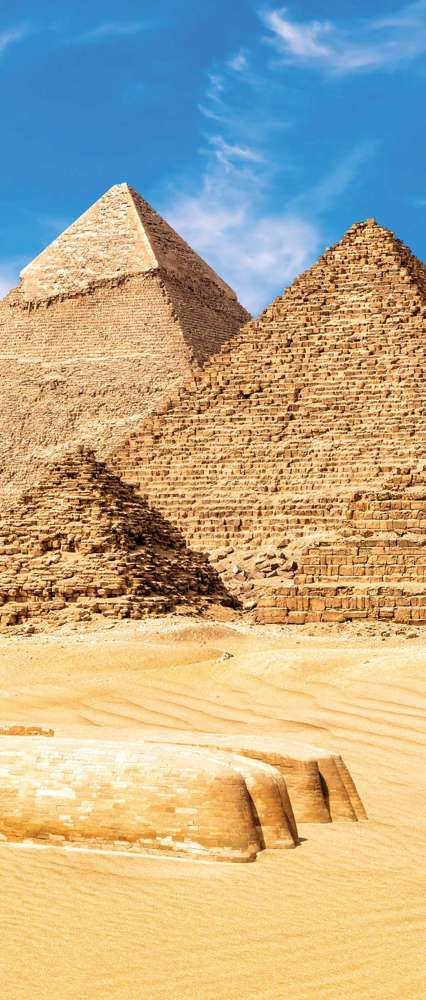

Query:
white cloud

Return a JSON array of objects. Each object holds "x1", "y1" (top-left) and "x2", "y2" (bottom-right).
[
  {"x1": 209, "y1": 135, "x2": 264, "y2": 170},
  {"x1": 262, "y1": 2, "x2": 426, "y2": 73},
  {"x1": 162, "y1": 34, "x2": 374, "y2": 312},
  {"x1": 228, "y1": 49, "x2": 249, "y2": 72},
  {"x1": 168, "y1": 183, "x2": 319, "y2": 312},
  {"x1": 0, "y1": 25, "x2": 29, "y2": 56},
  {"x1": 164, "y1": 63, "x2": 322, "y2": 311},
  {"x1": 73, "y1": 21, "x2": 153, "y2": 43}
]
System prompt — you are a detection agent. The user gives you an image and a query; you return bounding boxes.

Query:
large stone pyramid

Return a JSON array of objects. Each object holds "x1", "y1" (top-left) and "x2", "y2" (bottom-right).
[
  {"x1": 110, "y1": 218, "x2": 426, "y2": 624},
  {"x1": 0, "y1": 448, "x2": 231, "y2": 632},
  {"x1": 0, "y1": 183, "x2": 248, "y2": 500}
]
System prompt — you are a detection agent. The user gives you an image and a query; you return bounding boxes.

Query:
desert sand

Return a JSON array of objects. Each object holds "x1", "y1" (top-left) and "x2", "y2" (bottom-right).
[{"x1": 0, "y1": 616, "x2": 425, "y2": 1000}]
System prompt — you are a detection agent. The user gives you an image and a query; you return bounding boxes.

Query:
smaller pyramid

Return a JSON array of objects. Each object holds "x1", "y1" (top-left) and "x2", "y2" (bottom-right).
[{"x1": 0, "y1": 449, "x2": 231, "y2": 632}]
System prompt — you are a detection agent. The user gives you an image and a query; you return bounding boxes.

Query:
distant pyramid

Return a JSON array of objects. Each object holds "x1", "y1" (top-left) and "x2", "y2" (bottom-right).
[
  {"x1": 0, "y1": 448, "x2": 231, "y2": 632},
  {"x1": 110, "y1": 218, "x2": 426, "y2": 624},
  {"x1": 0, "y1": 184, "x2": 249, "y2": 499},
  {"x1": 19, "y1": 183, "x2": 237, "y2": 302}
]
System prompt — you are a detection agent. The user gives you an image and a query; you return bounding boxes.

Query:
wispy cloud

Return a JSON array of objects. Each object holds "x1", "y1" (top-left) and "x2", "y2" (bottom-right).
[
  {"x1": 74, "y1": 20, "x2": 156, "y2": 44},
  {"x1": 227, "y1": 48, "x2": 249, "y2": 72},
  {"x1": 163, "y1": 48, "x2": 369, "y2": 312},
  {"x1": 0, "y1": 25, "x2": 29, "y2": 56},
  {"x1": 290, "y1": 143, "x2": 377, "y2": 215},
  {"x1": 169, "y1": 182, "x2": 319, "y2": 312},
  {"x1": 262, "y1": 2, "x2": 426, "y2": 74}
]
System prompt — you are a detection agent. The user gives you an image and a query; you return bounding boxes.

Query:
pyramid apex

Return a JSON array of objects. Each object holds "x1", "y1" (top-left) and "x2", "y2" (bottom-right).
[{"x1": 18, "y1": 182, "x2": 238, "y2": 303}]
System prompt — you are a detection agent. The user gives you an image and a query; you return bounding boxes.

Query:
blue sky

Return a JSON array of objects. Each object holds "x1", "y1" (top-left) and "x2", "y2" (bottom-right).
[{"x1": 1, "y1": 1, "x2": 425, "y2": 311}]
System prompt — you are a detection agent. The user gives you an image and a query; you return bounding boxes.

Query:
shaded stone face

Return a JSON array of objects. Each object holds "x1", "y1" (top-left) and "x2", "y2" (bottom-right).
[
  {"x1": 145, "y1": 733, "x2": 367, "y2": 826},
  {"x1": 109, "y1": 219, "x2": 426, "y2": 624}
]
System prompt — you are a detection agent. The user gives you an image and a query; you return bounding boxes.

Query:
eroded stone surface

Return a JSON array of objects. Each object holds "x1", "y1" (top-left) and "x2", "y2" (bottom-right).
[
  {"x1": 110, "y1": 219, "x2": 426, "y2": 623},
  {"x1": 0, "y1": 449, "x2": 231, "y2": 632},
  {"x1": 0, "y1": 729, "x2": 366, "y2": 859}
]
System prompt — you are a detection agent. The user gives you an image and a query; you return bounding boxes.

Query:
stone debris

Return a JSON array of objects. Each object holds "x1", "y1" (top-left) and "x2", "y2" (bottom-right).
[
  {"x1": 109, "y1": 219, "x2": 426, "y2": 624},
  {"x1": 0, "y1": 724, "x2": 54, "y2": 737},
  {"x1": 0, "y1": 183, "x2": 249, "y2": 501},
  {"x1": 0, "y1": 448, "x2": 232, "y2": 632}
]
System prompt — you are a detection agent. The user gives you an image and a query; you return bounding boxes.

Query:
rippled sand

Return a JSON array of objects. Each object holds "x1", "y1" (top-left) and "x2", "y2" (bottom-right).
[{"x1": 0, "y1": 617, "x2": 425, "y2": 1000}]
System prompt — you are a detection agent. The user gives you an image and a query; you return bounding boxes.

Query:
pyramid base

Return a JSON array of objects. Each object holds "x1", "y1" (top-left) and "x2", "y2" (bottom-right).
[{"x1": 255, "y1": 581, "x2": 426, "y2": 625}]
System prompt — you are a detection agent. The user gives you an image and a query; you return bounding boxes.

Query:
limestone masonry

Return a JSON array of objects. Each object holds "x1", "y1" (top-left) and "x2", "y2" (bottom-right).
[
  {"x1": 0, "y1": 734, "x2": 366, "y2": 859},
  {"x1": 0, "y1": 448, "x2": 230, "y2": 632},
  {"x1": 111, "y1": 218, "x2": 426, "y2": 624},
  {"x1": 147, "y1": 733, "x2": 367, "y2": 824},
  {"x1": 0, "y1": 183, "x2": 248, "y2": 500}
]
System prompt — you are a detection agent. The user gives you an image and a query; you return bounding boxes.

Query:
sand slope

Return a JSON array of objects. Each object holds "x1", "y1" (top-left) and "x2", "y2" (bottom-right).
[{"x1": 0, "y1": 619, "x2": 425, "y2": 999}]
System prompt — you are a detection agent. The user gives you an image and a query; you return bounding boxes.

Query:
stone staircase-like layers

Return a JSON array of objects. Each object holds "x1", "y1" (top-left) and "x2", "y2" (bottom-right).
[
  {"x1": 0, "y1": 448, "x2": 230, "y2": 632},
  {"x1": 109, "y1": 219, "x2": 426, "y2": 623}
]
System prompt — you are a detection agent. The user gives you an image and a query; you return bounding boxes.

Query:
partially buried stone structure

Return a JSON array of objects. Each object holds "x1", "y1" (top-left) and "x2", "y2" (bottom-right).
[
  {"x1": 0, "y1": 734, "x2": 366, "y2": 860},
  {"x1": 111, "y1": 219, "x2": 426, "y2": 624},
  {"x1": 0, "y1": 183, "x2": 249, "y2": 501}
]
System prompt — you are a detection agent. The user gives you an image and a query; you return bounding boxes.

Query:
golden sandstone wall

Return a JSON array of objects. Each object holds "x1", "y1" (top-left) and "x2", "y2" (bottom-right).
[
  {"x1": 111, "y1": 219, "x2": 426, "y2": 624},
  {"x1": 0, "y1": 184, "x2": 248, "y2": 501}
]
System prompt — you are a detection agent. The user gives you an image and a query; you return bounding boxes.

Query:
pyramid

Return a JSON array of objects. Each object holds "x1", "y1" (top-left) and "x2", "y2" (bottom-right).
[
  {"x1": 0, "y1": 448, "x2": 231, "y2": 632},
  {"x1": 110, "y1": 218, "x2": 426, "y2": 624},
  {"x1": 0, "y1": 183, "x2": 249, "y2": 500}
]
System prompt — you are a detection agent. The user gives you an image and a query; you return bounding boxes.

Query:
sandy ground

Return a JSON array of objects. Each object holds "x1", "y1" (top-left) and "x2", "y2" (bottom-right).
[{"x1": 0, "y1": 616, "x2": 425, "y2": 1000}]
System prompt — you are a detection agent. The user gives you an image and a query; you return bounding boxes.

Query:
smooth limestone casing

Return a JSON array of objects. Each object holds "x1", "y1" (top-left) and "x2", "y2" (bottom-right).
[{"x1": 0, "y1": 738, "x2": 262, "y2": 862}]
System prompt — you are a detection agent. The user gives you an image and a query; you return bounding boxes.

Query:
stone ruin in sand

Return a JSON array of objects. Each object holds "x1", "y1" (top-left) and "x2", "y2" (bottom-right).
[
  {"x1": 0, "y1": 731, "x2": 366, "y2": 862},
  {"x1": 0, "y1": 185, "x2": 425, "y2": 628}
]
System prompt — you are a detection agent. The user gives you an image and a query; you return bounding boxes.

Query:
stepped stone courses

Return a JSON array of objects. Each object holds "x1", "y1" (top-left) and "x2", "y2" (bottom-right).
[
  {"x1": 147, "y1": 734, "x2": 367, "y2": 825},
  {"x1": 0, "y1": 183, "x2": 248, "y2": 500},
  {"x1": 0, "y1": 734, "x2": 366, "y2": 859},
  {"x1": 111, "y1": 219, "x2": 426, "y2": 623},
  {"x1": 0, "y1": 449, "x2": 231, "y2": 632}
]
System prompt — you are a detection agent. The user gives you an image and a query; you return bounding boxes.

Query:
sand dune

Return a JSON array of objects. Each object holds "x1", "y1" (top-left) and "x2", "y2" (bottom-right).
[{"x1": 0, "y1": 618, "x2": 425, "y2": 999}]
